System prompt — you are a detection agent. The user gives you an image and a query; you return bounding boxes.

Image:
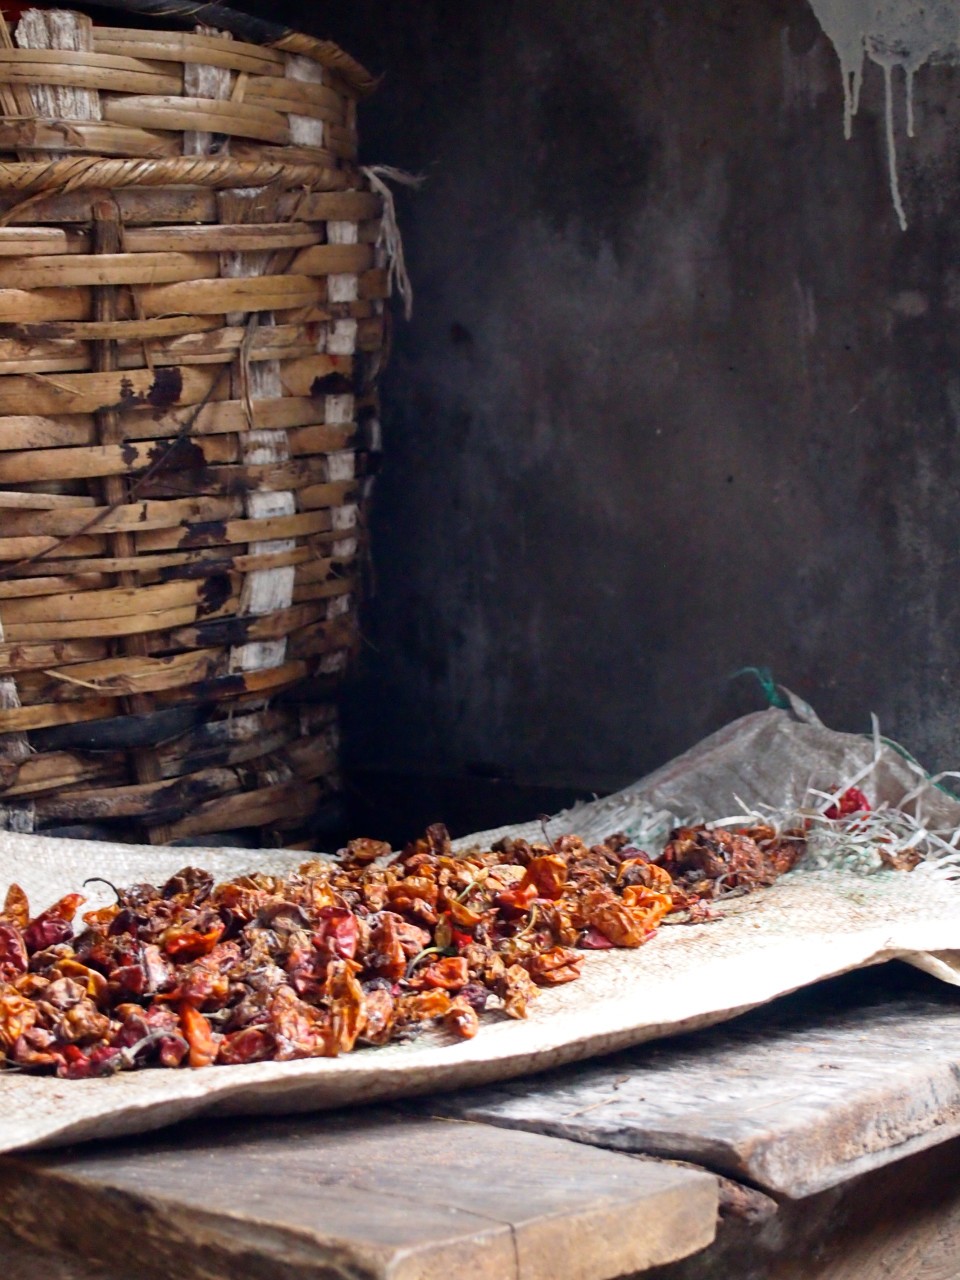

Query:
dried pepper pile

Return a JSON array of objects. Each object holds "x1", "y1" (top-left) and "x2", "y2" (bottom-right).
[{"x1": 0, "y1": 820, "x2": 804, "y2": 1079}]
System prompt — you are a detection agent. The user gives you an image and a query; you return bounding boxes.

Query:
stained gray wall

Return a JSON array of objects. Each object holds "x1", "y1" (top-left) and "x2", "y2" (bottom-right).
[{"x1": 289, "y1": 0, "x2": 960, "y2": 789}]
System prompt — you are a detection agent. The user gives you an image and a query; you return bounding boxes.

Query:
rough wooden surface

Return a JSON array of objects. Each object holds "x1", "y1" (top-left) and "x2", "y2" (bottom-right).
[
  {"x1": 642, "y1": 1133, "x2": 960, "y2": 1280},
  {"x1": 420, "y1": 965, "x2": 960, "y2": 1199},
  {"x1": 0, "y1": 1111, "x2": 718, "y2": 1280}
]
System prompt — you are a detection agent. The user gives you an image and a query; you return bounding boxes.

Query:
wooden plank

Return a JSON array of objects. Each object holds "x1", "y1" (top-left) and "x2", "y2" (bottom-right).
[
  {"x1": 92, "y1": 29, "x2": 286, "y2": 75},
  {"x1": 6, "y1": 543, "x2": 316, "y2": 580},
  {"x1": 27, "y1": 702, "x2": 204, "y2": 753},
  {"x1": 0, "y1": 287, "x2": 91, "y2": 322},
  {"x1": 0, "y1": 490, "x2": 96, "y2": 509},
  {"x1": 0, "y1": 315, "x2": 218, "y2": 343},
  {"x1": 121, "y1": 222, "x2": 319, "y2": 253},
  {"x1": 288, "y1": 241, "x2": 373, "y2": 275},
  {"x1": 0, "y1": 577, "x2": 215, "y2": 623},
  {"x1": 15, "y1": 8, "x2": 99, "y2": 164},
  {"x1": 0, "y1": 397, "x2": 350, "y2": 452},
  {"x1": 2, "y1": 187, "x2": 218, "y2": 226},
  {"x1": 13, "y1": 648, "x2": 223, "y2": 704},
  {"x1": 32, "y1": 765, "x2": 242, "y2": 823},
  {"x1": 164, "y1": 777, "x2": 319, "y2": 836},
  {"x1": 0, "y1": 47, "x2": 181, "y2": 94},
  {"x1": 0, "y1": 121, "x2": 178, "y2": 160},
  {"x1": 638, "y1": 1135, "x2": 960, "y2": 1280},
  {"x1": 153, "y1": 706, "x2": 297, "y2": 776},
  {"x1": 1, "y1": 604, "x2": 201, "y2": 644},
  {"x1": 291, "y1": 189, "x2": 382, "y2": 222},
  {"x1": 145, "y1": 459, "x2": 349, "y2": 500},
  {"x1": 102, "y1": 95, "x2": 290, "y2": 145},
  {"x1": 149, "y1": 600, "x2": 327, "y2": 651},
  {"x1": 422, "y1": 967, "x2": 960, "y2": 1200},
  {"x1": 138, "y1": 273, "x2": 322, "y2": 316},
  {"x1": 0, "y1": 436, "x2": 238, "y2": 483},
  {"x1": 0, "y1": 1112, "x2": 718, "y2": 1280},
  {"x1": 0, "y1": 533, "x2": 104, "y2": 561},
  {"x1": 0, "y1": 365, "x2": 219, "y2": 416},
  {"x1": 135, "y1": 507, "x2": 331, "y2": 552},
  {"x1": 0, "y1": 494, "x2": 239, "y2": 537},
  {"x1": 0, "y1": 696, "x2": 116, "y2": 734},
  {"x1": 0, "y1": 252, "x2": 218, "y2": 289},
  {"x1": 0, "y1": 638, "x2": 108, "y2": 675},
  {"x1": 0, "y1": 227, "x2": 89, "y2": 255},
  {"x1": 0, "y1": 573, "x2": 105, "y2": 598},
  {"x1": 0, "y1": 748, "x2": 125, "y2": 798}
]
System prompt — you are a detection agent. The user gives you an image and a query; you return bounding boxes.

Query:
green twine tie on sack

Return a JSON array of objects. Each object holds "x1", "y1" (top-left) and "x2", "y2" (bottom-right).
[{"x1": 731, "y1": 666, "x2": 791, "y2": 711}]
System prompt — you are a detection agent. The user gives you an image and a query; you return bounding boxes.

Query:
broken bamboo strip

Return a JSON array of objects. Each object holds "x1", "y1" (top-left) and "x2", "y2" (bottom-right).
[{"x1": 14, "y1": 648, "x2": 223, "y2": 703}]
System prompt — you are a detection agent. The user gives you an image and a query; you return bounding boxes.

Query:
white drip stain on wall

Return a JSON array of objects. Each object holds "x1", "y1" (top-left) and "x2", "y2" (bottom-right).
[{"x1": 807, "y1": 0, "x2": 960, "y2": 229}]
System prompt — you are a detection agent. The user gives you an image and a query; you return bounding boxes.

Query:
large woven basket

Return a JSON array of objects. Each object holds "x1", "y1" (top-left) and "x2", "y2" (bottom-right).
[{"x1": 0, "y1": 4, "x2": 390, "y2": 846}]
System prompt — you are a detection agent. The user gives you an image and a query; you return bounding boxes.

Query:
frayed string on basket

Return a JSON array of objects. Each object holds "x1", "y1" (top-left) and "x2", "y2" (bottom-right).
[{"x1": 361, "y1": 165, "x2": 423, "y2": 322}]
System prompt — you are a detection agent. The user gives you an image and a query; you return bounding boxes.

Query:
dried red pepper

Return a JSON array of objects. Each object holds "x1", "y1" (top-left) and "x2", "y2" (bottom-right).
[{"x1": 0, "y1": 819, "x2": 807, "y2": 1077}]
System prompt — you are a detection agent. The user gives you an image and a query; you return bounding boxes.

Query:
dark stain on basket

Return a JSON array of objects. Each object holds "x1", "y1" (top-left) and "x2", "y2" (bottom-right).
[
  {"x1": 138, "y1": 439, "x2": 216, "y2": 497},
  {"x1": 196, "y1": 573, "x2": 232, "y2": 618},
  {"x1": 177, "y1": 519, "x2": 228, "y2": 550},
  {"x1": 113, "y1": 369, "x2": 184, "y2": 415},
  {"x1": 311, "y1": 372, "x2": 354, "y2": 398},
  {"x1": 183, "y1": 616, "x2": 254, "y2": 647},
  {"x1": 147, "y1": 367, "x2": 184, "y2": 410},
  {"x1": 119, "y1": 439, "x2": 140, "y2": 468},
  {"x1": 147, "y1": 437, "x2": 205, "y2": 470},
  {"x1": 158, "y1": 555, "x2": 235, "y2": 584}
]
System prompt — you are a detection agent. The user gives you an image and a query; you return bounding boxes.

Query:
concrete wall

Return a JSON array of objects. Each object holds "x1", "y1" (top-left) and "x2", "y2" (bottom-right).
[{"x1": 290, "y1": 0, "x2": 960, "y2": 789}]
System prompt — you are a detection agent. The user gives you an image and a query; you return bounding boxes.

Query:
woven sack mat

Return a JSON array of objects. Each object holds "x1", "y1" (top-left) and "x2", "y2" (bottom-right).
[{"x1": 1, "y1": 707, "x2": 959, "y2": 1153}]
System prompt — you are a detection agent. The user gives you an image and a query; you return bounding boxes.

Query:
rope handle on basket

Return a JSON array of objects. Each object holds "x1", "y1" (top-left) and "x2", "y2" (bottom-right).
[{"x1": 361, "y1": 165, "x2": 423, "y2": 322}]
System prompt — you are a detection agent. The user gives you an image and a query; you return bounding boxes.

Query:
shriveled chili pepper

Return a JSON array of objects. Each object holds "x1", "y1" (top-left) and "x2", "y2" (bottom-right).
[
  {"x1": 521, "y1": 855, "x2": 568, "y2": 900},
  {"x1": 824, "y1": 786, "x2": 871, "y2": 820},
  {"x1": 2, "y1": 884, "x2": 29, "y2": 930},
  {"x1": 23, "y1": 894, "x2": 85, "y2": 954},
  {"x1": 313, "y1": 907, "x2": 359, "y2": 961},
  {"x1": 0, "y1": 817, "x2": 808, "y2": 1077},
  {"x1": 179, "y1": 1004, "x2": 218, "y2": 1068},
  {"x1": 161, "y1": 920, "x2": 225, "y2": 961},
  {"x1": 419, "y1": 956, "x2": 469, "y2": 991},
  {"x1": 0, "y1": 924, "x2": 27, "y2": 981}
]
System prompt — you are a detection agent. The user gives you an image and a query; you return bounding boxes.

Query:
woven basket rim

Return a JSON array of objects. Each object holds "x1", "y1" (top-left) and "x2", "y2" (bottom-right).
[{"x1": 16, "y1": 0, "x2": 378, "y2": 95}]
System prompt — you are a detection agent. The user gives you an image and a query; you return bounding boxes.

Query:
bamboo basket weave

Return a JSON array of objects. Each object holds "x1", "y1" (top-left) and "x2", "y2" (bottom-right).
[{"x1": 0, "y1": 4, "x2": 391, "y2": 846}]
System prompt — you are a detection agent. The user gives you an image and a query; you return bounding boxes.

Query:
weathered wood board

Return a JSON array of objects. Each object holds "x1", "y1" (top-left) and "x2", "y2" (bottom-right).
[
  {"x1": 642, "y1": 1133, "x2": 960, "y2": 1280},
  {"x1": 0, "y1": 1111, "x2": 718, "y2": 1280},
  {"x1": 421, "y1": 966, "x2": 960, "y2": 1199}
]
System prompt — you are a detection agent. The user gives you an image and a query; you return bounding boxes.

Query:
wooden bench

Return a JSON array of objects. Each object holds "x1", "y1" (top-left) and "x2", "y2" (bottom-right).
[{"x1": 1, "y1": 964, "x2": 959, "y2": 1279}]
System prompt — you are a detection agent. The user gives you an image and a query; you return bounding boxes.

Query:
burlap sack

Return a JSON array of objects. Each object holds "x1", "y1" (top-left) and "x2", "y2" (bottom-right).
[{"x1": 2, "y1": 708, "x2": 958, "y2": 1153}]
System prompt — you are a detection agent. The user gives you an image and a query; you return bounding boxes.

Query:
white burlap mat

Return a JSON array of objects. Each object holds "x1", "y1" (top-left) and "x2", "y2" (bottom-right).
[{"x1": 2, "y1": 708, "x2": 958, "y2": 1153}]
